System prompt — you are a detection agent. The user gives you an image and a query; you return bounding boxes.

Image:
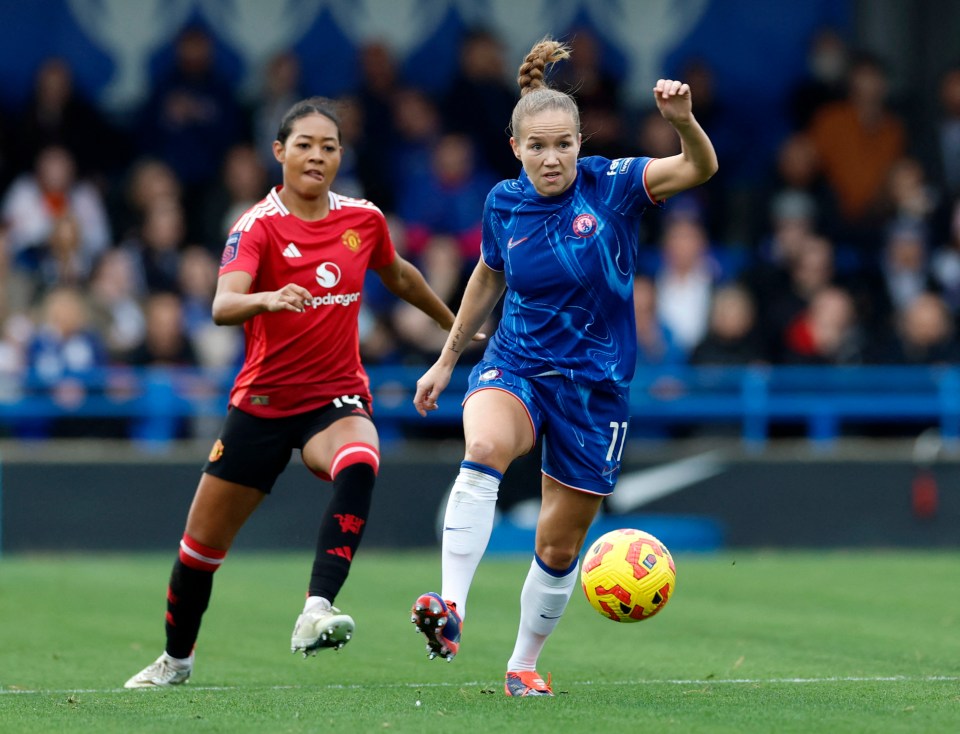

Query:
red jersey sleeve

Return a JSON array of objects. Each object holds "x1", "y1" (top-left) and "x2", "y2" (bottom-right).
[
  {"x1": 367, "y1": 211, "x2": 397, "y2": 271},
  {"x1": 219, "y1": 224, "x2": 265, "y2": 279}
]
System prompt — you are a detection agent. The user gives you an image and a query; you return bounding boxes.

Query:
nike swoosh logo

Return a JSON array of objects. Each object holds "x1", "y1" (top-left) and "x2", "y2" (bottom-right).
[
  {"x1": 539, "y1": 614, "x2": 562, "y2": 619},
  {"x1": 605, "y1": 450, "x2": 726, "y2": 513},
  {"x1": 507, "y1": 236, "x2": 529, "y2": 248},
  {"x1": 444, "y1": 526, "x2": 470, "y2": 532}
]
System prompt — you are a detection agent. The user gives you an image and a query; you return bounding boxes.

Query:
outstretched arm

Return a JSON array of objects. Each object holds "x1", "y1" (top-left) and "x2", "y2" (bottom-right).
[{"x1": 644, "y1": 78, "x2": 719, "y2": 202}]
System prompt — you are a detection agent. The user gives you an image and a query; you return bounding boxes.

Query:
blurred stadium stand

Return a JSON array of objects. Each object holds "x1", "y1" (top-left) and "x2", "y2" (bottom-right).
[{"x1": 2, "y1": 365, "x2": 959, "y2": 449}]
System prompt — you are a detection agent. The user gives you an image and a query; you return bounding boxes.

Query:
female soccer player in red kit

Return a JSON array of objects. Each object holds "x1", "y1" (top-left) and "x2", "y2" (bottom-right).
[{"x1": 125, "y1": 97, "x2": 463, "y2": 687}]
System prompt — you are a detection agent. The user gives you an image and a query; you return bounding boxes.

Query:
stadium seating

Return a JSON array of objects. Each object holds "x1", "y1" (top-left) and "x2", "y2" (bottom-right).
[{"x1": 2, "y1": 365, "x2": 958, "y2": 447}]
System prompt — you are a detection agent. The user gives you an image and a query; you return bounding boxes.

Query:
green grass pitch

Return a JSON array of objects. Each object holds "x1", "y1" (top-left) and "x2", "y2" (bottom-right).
[{"x1": 1, "y1": 550, "x2": 958, "y2": 733}]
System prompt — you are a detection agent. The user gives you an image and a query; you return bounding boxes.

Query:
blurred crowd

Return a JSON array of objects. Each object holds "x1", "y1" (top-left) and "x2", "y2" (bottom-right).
[{"x1": 2, "y1": 25, "x2": 960, "y2": 439}]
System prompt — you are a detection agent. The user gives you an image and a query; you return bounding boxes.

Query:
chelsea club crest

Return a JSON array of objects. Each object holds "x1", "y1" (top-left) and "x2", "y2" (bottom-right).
[{"x1": 572, "y1": 213, "x2": 598, "y2": 237}]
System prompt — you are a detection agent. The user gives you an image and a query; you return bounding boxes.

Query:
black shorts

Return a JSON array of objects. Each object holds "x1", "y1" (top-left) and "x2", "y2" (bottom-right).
[{"x1": 203, "y1": 397, "x2": 373, "y2": 493}]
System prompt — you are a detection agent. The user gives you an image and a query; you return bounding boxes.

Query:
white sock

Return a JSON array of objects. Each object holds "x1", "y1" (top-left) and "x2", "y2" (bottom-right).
[
  {"x1": 162, "y1": 651, "x2": 193, "y2": 667},
  {"x1": 440, "y1": 462, "x2": 501, "y2": 619},
  {"x1": 506, "y1": 556, "x2": 579, "y2": 672},
  {"x1": 303, "y1": 596, "x2": 332, "y2": 613}
]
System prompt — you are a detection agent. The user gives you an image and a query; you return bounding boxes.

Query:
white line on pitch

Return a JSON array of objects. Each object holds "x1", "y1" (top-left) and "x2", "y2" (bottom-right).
[{"x1": 1, "y1": 675, "x2": 957, "y2": 696}]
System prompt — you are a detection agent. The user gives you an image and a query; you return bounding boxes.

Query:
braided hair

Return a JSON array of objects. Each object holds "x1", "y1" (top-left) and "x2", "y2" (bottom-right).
[{"x1": 510, "y1": 38, "x2": 580, "y2": 137}]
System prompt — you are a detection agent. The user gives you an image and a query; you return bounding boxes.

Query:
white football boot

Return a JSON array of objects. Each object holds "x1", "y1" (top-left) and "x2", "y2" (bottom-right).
[
  {"x1": 124, "y1": 652, "x2": 193, "y2": 688},
  {"x1": 291, "y1": 599, "x2": 355, "y2": 656}
]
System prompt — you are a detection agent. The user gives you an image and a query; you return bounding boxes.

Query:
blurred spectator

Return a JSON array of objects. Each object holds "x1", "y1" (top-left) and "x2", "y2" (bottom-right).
[
  {"x1": 690, "y1": 285, "x2": 767, "y2": 365},
  {"x1": 742, "y1": 192, "x2": 824, "y2": 353},
  {"x1": 634, "y1": 107, "x2": 680, "y2": 159},
  {"x1": 878, "y1": 292, "x2": 960, "y2": 364},
  {"x1": 199, "y1": 142, "x2": 268, "y2": 250},
  {"x1": 88, "y1": 248, "x2": 147, "y2": 360},
  {"x1": 177, "y1": 245, "x2": 239, "y2": 369},
  {"x1": 120, "y1": 197, "x2": 188, "y2": 294},
  {"x1": 633, "y1": 274, "x2": 685, "y2": 367},
  {"x1": 788, "y1": 28, "x2": 850, "y2": 130},
  {"x1": 331, "y1": 95, "x2": 365, "y2": 199},
  {"x1": 1, "y1": 145, "x2": 111, "y2": 274},
  {"x1": 396, "y1": 132, "x2": 495, "y2": 262},
  {"x1": 877, "y1": 220, "x2": 938, "y2": 316},
  {"x1": 21, "y1": 286, "x2": 111, "y2": 437},
  {"x1": 389, "y1": 88, "x2": 443, "y2": 203},
  {"x1": 783, "y1": 285, "x2": 865, "y2": 365},
  {"x1": 807, "y1": 52, "x2": 906, "y2": 249},
  {"x1": 879, "y1": 157, "x2": 938, "y2": 231},
  {"x1": 754, "y1": 133, "x2": 840, "y2": 245},
  {"x1": 653, "y1": 217, "x2": 719, "y2": 353},
  {"x1": 930, "y1": 197, "x2": 960, "y2": 312},
  {"x1": 125, "y1": 291, "x2": 203, "y2": 440},
  {"x1": 752, "y1": 190, "x2": 819, "y2": 284},
  {"x1": 16, "y1": 213, "x2": 89, "y2": 301},
  {"x1": 442, "y1": 28, "x2": 519, "y2": 181},
  {"x1": 580, "y1": 105, "x2": 627, "y2": 160},
  {"x1": 354, "y1": 41, "x2": 401, "y2": 209},
  {"x1": 12, "y1": 56, "x2": 126, "y2": 180},
  {"x1": 932, "y1": 66, "x2": 960, "y2": 198},
  {"x1": 554, "y1": 28, "x2": 621, "y2": 112},
  {"x1": 126, "y1": 292, "x2": 198, "y2": 367},
  {"x1": 108, "y1": 157, "x2": 183, "y2": 242},
  {"x1": 758, "y1": 233, "x2": 836, "y2": 360},
  {"x1": 358, "y1": 304, "x2": 401, "y2": 366},
  {"x1": 249, "y1": 51, "x2": 302, "y2": 181},
  {"x1": 136, "y1": 26, "x2": 242, "y2": 239}
]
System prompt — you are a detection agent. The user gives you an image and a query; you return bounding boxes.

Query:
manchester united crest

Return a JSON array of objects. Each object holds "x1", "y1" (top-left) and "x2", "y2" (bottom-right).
[
  {"x1": 341, "y1": 229, "x2": 361, "y2": 252},
  {"x1": 208, "y1": 439, "x2": 224, "y2": 462}
]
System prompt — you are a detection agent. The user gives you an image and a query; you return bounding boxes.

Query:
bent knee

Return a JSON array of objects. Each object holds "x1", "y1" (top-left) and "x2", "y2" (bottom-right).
[
  {"x1": 463, "y1": 436, "x2": 515, "y2": 470},
  {"x1": 535, "y1": 543, "x2": 580, "y2": 572}
]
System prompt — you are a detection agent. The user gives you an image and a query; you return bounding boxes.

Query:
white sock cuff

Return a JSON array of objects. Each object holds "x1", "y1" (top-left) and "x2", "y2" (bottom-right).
[
  {"x1": 454, "y1": 467, "x2": 501, "y2": 500},
  {"x1": 532, "y1": 555, "x2": 579, "y2": 587}
]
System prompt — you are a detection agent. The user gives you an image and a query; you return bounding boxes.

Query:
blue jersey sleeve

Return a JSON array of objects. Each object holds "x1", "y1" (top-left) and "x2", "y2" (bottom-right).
[
  {"x1": 582, "y1": 156, "x2": 660, "y2": 217},
  {"x1": 480, "y1": 185, "x2": 505, "y2": 271}
]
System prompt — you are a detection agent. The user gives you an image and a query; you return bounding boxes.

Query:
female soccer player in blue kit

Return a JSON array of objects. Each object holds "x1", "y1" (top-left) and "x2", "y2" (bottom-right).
[{"x1": 410, "y1": 38, "x2": 718, "y2": 696}]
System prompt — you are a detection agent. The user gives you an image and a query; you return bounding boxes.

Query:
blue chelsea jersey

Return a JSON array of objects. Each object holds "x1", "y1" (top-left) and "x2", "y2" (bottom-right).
[{"x1": 480, "y1": 155, "x2": 660, "y2": 389}]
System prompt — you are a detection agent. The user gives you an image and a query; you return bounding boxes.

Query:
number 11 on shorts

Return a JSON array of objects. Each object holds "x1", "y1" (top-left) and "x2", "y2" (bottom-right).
[{"x1": 606, "y1": 421, "x2": 628, "y2": 462}]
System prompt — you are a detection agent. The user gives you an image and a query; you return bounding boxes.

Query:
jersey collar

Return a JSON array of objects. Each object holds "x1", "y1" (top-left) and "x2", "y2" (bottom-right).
[{"x1": 269, "y1": 186, "x2": 289, "y2": 215}]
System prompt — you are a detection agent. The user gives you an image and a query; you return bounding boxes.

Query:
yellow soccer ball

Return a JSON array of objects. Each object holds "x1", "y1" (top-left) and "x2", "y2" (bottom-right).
[{"x1": 581, "y1": 528, "x2": 677, "y2": 622}]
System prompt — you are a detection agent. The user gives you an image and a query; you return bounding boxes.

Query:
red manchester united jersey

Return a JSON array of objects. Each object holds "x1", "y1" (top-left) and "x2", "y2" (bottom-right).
[{"x1": 219, "y1": 186, "x2": 396, "y2": 417}]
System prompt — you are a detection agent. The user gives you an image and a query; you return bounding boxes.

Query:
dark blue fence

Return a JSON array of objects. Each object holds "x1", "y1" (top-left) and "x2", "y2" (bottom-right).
[{"x1": 2, "y1": 365, "x2": 958, "y2": 448}]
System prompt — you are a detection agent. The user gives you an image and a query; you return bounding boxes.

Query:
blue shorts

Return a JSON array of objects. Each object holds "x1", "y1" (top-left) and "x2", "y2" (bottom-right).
[{"x1": 464, "y1": 362, "x2": 629, "y2": 495}]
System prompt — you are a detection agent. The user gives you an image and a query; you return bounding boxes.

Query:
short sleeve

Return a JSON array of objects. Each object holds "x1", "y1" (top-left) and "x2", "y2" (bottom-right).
[
  {"x1": 588, "y1": 156, "x2": 661, "y2": 216},
  {"x1": 219, "y1": 223, "x2": 265, "y2": 277},
  {"x1": 479, "y1": 188, "x2": 504, "y2": 272},
  {"x1": 368, "y1": 210, "x2": 397, "y2": 271}
]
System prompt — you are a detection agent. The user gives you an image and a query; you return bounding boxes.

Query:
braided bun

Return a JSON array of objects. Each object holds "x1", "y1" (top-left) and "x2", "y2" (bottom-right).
[{"x1": 517, "y1": 39, "x2": 572, "y2": 96}]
